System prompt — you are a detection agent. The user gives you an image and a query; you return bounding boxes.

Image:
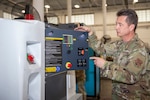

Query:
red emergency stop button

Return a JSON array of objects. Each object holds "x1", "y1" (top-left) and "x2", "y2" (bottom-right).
[
  {"x1": 65, "y1": 62, "x2": 72, "y2": 69},
  {"x1": 27, "y1": 54, "x2": 35, "y2": 64}
]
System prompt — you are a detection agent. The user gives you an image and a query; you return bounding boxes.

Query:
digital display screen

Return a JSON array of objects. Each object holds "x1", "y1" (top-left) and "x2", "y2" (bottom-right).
[{"x1": 63, "y1": 34, "x2": 73, "y2": 44}]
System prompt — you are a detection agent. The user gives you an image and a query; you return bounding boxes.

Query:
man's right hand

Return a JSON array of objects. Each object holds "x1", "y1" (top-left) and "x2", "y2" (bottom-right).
[{"x1": 74, "y1": 26, "x2": 93, "y2": 36}]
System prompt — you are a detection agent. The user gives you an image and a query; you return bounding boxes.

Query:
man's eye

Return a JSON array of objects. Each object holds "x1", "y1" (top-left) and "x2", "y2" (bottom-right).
[{"x1": 119, "y1": 23, "x2": 122, "y2": 26}]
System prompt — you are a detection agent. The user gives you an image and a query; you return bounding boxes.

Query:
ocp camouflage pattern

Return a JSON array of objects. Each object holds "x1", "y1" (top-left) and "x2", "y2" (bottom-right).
[{"x1": 89, "y1": 33, "x2": 150, "y2": 100}]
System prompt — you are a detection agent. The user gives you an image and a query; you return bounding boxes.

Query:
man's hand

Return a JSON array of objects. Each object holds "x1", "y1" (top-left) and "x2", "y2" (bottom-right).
[
  {"x1": 90, "y1": 57, "x2": 106, "y2": 69},
  {"x1": 74, "y1": 26, "x2": 93, "y2": 36}
]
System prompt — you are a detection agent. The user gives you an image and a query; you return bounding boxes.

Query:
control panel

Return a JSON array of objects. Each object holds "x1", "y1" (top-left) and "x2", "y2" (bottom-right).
[{"x1": 45, "y1": 26, "x2": 89, "y2": 73}]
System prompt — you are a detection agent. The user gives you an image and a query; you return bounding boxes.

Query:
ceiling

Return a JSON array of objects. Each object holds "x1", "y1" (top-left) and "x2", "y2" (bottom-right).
[
  {"x1": 44, "y1": 0, "x2": 150, "y2": 11},
  {"x1": 0, "y1": 0, "x2": 150, "y2": 16}
]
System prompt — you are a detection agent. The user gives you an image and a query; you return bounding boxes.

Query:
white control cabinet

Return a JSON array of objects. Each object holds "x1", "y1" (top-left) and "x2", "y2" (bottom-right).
[{"x1": 0, "y1": 18, "x2": 45, "y2": 100}]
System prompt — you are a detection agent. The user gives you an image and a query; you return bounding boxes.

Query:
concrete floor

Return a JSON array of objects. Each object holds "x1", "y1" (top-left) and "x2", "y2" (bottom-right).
[{"x1": 87, "y1": 97, "x2": 99, "y2": 100}]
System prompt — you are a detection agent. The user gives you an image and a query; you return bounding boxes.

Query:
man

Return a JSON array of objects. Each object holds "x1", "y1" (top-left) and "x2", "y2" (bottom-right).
[{"x1": 75, "y1": 9, "x2": 150, "y2": 100}]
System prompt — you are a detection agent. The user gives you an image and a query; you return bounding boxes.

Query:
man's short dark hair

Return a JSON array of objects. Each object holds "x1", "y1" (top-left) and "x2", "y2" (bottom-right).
[{"x1": 117, "y1": 9, "x2": 138, "y2": 31}]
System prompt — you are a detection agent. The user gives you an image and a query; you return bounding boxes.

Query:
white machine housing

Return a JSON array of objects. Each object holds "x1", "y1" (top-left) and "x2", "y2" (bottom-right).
[{"x1": 0, "y1": 18, "x2": 45, "y2": 100}]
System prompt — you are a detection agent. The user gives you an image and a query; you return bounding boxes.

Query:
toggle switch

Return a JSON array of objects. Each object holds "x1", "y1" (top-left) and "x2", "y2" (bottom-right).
[
  {"x1": 78, "y1": 48, "x2": 85, "y2": 56},
  {"x1": 81, "y1": 49, "x2": 85, "y2": 55}
]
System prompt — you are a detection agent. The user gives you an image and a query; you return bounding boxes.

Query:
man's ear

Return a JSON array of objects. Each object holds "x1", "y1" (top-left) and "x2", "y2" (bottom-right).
[{"x1": 129, "y1": 24, "x2": 135, "y2": 31}]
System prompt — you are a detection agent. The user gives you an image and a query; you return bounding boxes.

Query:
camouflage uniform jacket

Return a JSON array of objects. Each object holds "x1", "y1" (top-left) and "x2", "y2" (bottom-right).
[{"x1": 89, "y1": 33, "x2": 150, "y2": 100}]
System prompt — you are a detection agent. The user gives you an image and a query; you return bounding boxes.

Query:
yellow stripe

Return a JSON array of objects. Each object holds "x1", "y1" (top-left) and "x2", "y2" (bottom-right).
[
  {"x1": 73, "y1": 38, "x2": 76, "y2": 41},
  {"x1": 45, "y1": 37, "x2": 63, "y2": 40},
  {"x1": 45, "y1": 37, "x2": 76, "y2": 41},
  {"x1": 45, "y1": 67, "x2": 57, "y2": 72}
]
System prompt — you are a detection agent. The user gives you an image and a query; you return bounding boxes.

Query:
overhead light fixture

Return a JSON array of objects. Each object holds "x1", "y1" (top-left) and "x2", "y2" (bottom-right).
[
  {"x1": 45, "y1": 5, "x2": 50, "y2": 13},
  {"x1": 133, "y1": 0, "x2": 138, "y2": 4},
  {"x1": 21, "y1": 10, "x2": 25, "y2": 13},
  {"x1": 45, "y1": 5, "x2": 50, "y2": 9},
  {"x1": 74, "y1": 4, "x2": 80, "y2": 8}
]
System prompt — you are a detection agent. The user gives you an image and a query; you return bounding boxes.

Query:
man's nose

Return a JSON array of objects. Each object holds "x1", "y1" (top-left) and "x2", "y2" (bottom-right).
[{"x1": 115, "y1": 24, "x2": 118, "y2": 30}]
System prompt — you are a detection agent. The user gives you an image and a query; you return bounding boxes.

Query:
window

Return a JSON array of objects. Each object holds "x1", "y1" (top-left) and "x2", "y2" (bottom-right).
[
  {"x1": 146, "y1": 10, "x2": 150, "y2": 21},
  {"x1": 66, "y1": 14, "x2": 94, "y2": 25},
  {"x1": 136, "y1": 9, "x2": 150, "y2": 22},
  {"x1": 3, "y1": 12, "x2": 19, "y2": 19},
  {"x1": 47, "y1": 17, "x2": 58, "y2": 24},
  {"x1": 3, "y1": 12, "x2": 11, "y2": 19}
]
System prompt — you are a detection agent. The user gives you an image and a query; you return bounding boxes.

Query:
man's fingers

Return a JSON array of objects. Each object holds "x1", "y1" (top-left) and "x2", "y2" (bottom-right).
[
  {"x1": 74, "y1": 27, "x2": 85, "y2": 32},
  {"x1": 90, "y1": 57, "x2": 98, "y2": 60}
]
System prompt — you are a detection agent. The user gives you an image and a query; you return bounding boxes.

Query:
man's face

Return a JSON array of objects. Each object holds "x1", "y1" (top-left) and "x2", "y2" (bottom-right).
[{"x1": 115, "y1": 16, "x2": 131, "y2": 37}]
